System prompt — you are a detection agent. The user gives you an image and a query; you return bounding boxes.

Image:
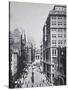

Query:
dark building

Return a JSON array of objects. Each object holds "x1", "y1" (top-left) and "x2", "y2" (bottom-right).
[{"x1": 43, "y1": 5, "x2": 66, "y2": 85}]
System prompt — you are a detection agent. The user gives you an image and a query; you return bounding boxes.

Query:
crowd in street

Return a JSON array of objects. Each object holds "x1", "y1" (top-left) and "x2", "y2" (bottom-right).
[{"x1": 14, "y1": 62, "x2": 52, "y2": 88}]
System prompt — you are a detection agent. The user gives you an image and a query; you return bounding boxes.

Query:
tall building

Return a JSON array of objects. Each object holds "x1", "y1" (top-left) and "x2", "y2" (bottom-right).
[
  {"x1": 43, "y1": 5, "x2": 66, "y2": 85},
  {"x1": 26, "y1": 42, "x2": 35, "y2": 64},
  {"x1": 26, "y1": 42, "x2": 32, "y2": 63},
  {"x1": 13, "y1": 28, "x2": 21, "y2": 56},
  {"x1": 21, "y1": 33, "x2": 27, "y2": 62}
]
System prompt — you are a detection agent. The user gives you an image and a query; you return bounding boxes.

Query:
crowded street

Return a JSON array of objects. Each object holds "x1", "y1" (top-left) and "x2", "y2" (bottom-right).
[{"x1": 15, "y1": 62, "x2": 52, "y2": 88}]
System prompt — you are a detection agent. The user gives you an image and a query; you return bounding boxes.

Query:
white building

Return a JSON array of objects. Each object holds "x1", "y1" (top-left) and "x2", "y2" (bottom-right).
[{"x1": 35, "y1": 49, "x2": 40, "y2": 64}]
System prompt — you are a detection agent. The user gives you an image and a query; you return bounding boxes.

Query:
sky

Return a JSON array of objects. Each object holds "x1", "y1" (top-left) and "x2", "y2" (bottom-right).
[{"x1": 10, "y1": 2, "x2": 54, "y2": 49}]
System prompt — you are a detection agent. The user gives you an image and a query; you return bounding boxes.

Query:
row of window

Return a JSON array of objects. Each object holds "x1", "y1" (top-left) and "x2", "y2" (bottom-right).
[
  {"x1": 52, "y1": 29, "x2": 66, "y2": 32},
  {"x1": 51, "y1": 16, "x2": 66, "y2": 20},
  {"x1": 52, "y1": 40, "x2": 66, "y2": 44},
  {"x1": 55, "y1": 7, "x2": 66, "y2": 11},
  {"x1": 51, "y1": 21, "x2": 66, "y2": 26},
  {"x1": 52, "y1": 34, "x2": 66, "y2": 38},
  {"x1": 52, "y1": 40, "x2": 63, "y2": 44}
]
